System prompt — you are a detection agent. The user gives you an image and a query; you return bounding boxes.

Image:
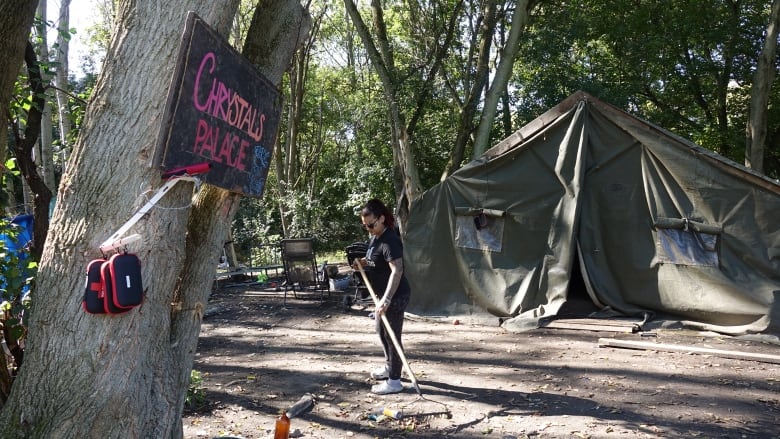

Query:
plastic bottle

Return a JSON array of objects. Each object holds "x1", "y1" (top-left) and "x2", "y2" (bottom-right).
[
  {"x1": 286, "y1": 393, "x2": 315, "y2": 418},
  {"x1": 273, "y1": 412, "x2": 290, "y2": 439},
  {"x1": 374, "y1": 407, "x2": 403, "y2": 420}
]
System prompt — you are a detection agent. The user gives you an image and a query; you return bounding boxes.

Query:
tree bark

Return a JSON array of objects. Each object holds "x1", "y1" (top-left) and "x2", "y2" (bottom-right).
[
  {"x1": 442, "y1": 0, "x2": 497, "y2": 179},
  {"x1": 471, "y1": 0, "x2": 532, "y2": 158},
  {"x1": 36, "y1": 0, "x2": 58, "y2": 192},
  {"x1": 0, "y1": 2, "x2": 247, "y2": 437},
  {"x1": 0, "y1": 1, "x2": 38, "y2": 172},
  {"x1": 10, "y1": 42, "x2": 54, "y2": 261},
  {"x1": 746, "y1": 0, "x2": 780, "y2": 173},
  {"x1": 166, "y1": 2, "x2": 310, "y2": 438},
  {"x1": 55, "y1": 0, "x2": 74, "y2": 169},
  {"x1": 0, "y1": 343, "x2": 11, "y2": 405}
]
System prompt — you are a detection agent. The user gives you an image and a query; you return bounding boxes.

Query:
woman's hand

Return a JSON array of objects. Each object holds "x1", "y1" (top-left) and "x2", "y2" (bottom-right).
[
  {"x1": 375, "y1": 296, "x2": 389, "y2": 316},
  {"x1": 353, "y1": 257, "x2": 367, "y2": 270}
]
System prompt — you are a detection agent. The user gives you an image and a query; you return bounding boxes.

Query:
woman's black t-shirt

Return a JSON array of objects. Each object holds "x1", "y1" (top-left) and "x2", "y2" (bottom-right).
[{"x1": 365, "y1": 228, "x2": 411, "y2": 301}]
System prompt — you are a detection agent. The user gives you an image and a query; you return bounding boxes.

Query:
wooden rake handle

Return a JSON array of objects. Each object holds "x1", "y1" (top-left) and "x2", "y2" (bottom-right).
[{"x1": 356, "y1": 262, "x2": 422, "y2": 395}]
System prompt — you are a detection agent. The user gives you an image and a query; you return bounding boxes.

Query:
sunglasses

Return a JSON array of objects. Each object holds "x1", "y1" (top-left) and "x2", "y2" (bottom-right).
[{"x1": 363, "y1": 218, "x2": 379, "y2": 230}]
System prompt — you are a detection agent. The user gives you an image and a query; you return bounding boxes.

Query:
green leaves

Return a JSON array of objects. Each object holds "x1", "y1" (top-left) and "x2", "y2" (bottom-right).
[
  {"x1": 513, "y1": 0, "x2": 775, "y2": 173},
  {"x1": 186, "y1": 370, "x2": 207, "y2": 408},
  {"x1": 234, "y1": 0, "x2": 779, "y2": 255}
]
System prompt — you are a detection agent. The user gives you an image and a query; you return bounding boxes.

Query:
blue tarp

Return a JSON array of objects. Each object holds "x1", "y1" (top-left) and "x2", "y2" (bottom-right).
[
  {"x1": 2, "y1": 214, "x2": 34, "y2": 253},
  {"x1": 1, "y1": 214, "x2": 34, "y2": 297}
]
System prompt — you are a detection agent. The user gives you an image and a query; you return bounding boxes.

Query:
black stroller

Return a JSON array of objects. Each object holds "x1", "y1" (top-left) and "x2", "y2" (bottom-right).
[{"x1": 342, "y1": 241, "x2": 372, "y2": 311}]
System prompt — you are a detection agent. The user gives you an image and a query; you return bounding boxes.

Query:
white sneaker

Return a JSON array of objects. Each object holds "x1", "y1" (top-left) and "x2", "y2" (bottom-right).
[
  {"x1": 371, "y1": 379, "x2": 403, "y2": 395},
  {"x1": 370, "y1": 365, "x2": 389, "y2": 380}
]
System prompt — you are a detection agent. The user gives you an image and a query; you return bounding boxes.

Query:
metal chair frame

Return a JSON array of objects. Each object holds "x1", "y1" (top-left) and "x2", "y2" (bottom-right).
[
  {"x1": 280, "y1": 238, "x2": 329, "y2": 305},
  {"x1": 344, "y1": 241, "x2": 371, "y2": 308}
]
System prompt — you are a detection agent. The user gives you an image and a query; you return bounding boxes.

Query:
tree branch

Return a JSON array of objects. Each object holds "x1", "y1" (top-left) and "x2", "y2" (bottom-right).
[
  {"x1": 408, "y1": 0, "x2": 463, "y2": 135},
  {"x1": 9, "y1": 41, "x2": 53, "y2": 260}
]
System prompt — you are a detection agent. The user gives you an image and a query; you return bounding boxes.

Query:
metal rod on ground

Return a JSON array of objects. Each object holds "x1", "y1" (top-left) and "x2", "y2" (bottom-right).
[{"x1": 356, "y1": 262, "x2": 422, "y2": 396}]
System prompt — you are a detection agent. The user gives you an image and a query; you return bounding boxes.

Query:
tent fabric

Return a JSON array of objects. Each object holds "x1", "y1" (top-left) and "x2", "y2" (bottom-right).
[{"x1": 404, "y1": 91, "x2": 780, "y2": 335}]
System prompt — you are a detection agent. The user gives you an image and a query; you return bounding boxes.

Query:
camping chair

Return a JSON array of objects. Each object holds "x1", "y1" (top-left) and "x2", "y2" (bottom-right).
[{"x1": 279, "y1": 238, "x2": 329, "y2": 305}]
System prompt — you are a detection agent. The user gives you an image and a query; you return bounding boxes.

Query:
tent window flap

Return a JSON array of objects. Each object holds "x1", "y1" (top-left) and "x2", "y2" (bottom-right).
[
  {"x1": 454, "y1": 209, "x2": 504, "y2": 252},
  {"x1": 654, "y1": 217, "x2": 720, "y2": 267}
]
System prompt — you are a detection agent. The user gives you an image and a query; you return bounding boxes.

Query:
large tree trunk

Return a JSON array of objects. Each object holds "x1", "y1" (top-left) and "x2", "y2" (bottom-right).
[
  {"x1": 0, "y1": 2, "x2": 245, "y2": 437},
  {"x1": 0, "y1": 1, "x2": 38, "y2": 174},
  {"x1": 746, "y1": 0, "x2": 780, "y2": 174},
  {"x1": 153, "y1": 2, "x2": 311, "y2": 438}
]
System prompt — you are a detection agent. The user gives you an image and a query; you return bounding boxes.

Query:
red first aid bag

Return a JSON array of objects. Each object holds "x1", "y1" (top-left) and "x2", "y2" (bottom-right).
[
  {"x1": 82, "y1": 252, "x2": 143, "y2": 315},
  {"x1": 82, "y1": 258, "x2": 107, "y2": 314},
  {"x1": 102, "y1": 252, "x2": 143, "y2": 312}
]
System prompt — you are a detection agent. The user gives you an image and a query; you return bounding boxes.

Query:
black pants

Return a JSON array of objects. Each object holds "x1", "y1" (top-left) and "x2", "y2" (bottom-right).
[{"x1": 375, "y1": 294, "x2": 410, "y2": 380}]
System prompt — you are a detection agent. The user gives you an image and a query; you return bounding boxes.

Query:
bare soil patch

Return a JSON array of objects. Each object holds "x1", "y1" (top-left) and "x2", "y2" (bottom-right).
[{"x1": 183, "y1": 281, "x2": 780, "y2": 439}]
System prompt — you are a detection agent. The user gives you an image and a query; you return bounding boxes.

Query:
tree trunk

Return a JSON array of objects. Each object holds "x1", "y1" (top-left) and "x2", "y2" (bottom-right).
[
  {"x1": 0, "y1": 1, "x2": 38, "y2": 172},
  {"x1": 162, "y1": 2, "x2": 310, "y2": 438},
  {"x1": 36, "y1": 1, "x2": 58, "y2": 192},
  {"x1": 278, "y1": 19, "x2": 319, "y2": 236},
  {"x1": 0, "y1": 2, "x2": 245, "y2": 437},
  {"x1": 224, "y1": 229, "x2": 239, "y2": 268},
  {"x1": 273, "y1": 125, "x2": 291, "y2": 237},
  {"x1": 21, "y1": 176, "x2": 33, "y2": 214},
  {"x1": 285, "y1": 48, "x2": 305, "y2": 187},
  {"x1": 344, "y1": 0, "x2": 423, "y2": 229},
  {"x1": 11, "y1": 42, "x2": 54, "y2": 260},
  {"x1": 501, "y1": 86, "x2": 513, "y2": 138},
  {"x1": 746, "y1": 0, "x2": 780, "y2": 173},
  {"x1": 243, "y1": 0, "x2": 312, "y2": 240},
  {"x1": 273, "y1": 43, "x2": 305, "y2": 235},
  {"x1": 442, "y1": 0, "x2": 497, "y2": 179},
  {"x1": 472, "y1": 0, "x2": 532, "y2": 158},
  {"x1": 0, "y1": 343, "x2": 11, "y2": 405},
  {"x1": 55, "y1": 0, "x2": 74, "y2": 169}
]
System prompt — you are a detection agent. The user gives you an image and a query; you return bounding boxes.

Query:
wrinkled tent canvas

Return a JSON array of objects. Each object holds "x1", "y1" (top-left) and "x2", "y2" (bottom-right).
[{"x1": 405, "y1": 91, "x2": 780, "y2": 335}]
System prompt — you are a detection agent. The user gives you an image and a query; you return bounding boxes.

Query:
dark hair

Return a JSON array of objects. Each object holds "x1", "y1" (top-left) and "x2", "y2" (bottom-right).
[{"x1": 361, "y1": 198, "x2": 395, "y2": 230}]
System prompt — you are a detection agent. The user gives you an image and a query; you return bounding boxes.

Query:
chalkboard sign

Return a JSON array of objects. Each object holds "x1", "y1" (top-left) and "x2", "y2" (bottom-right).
[{"x1": 155, "y1": 12, "x2": 280, "y2": 197}]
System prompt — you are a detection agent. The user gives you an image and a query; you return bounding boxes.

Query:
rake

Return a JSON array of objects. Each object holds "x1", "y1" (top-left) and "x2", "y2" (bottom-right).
[
  {"x1": 355, "y1": 262, "x2": 422, "y2": 395},
  {"x1": 355, "y1": 262, "x2": 452, "y2": 418}
]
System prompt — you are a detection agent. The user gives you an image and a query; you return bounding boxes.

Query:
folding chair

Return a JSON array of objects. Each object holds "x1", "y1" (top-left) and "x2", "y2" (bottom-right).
[{"x1": 279, "y1": 238, "x2": 329, "y2": 305}]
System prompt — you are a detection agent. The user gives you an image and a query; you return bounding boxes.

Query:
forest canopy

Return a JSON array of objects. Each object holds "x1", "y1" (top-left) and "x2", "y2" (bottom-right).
[{"x1": 5, "y1": 0, "x2": 780, "y2": 256}]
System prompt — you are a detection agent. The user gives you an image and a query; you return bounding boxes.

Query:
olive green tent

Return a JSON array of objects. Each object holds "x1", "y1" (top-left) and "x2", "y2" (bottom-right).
[{"x1": 405, "y1": 91, "x2": 780, "y2": 335}]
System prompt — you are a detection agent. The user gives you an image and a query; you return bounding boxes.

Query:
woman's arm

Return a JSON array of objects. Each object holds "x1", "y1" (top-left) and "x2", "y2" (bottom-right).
[
  {"x1": 384, "y1": 258, "x2": 404, "y2": 301},
  {"x1": 377, "y1": 258, "x2": 403, "y2": 313}
]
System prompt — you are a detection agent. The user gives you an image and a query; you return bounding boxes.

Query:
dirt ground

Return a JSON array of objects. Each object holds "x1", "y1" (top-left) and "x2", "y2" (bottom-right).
[{"x1": 183, "y1": 279, "x2": 780, "y2": 439}]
